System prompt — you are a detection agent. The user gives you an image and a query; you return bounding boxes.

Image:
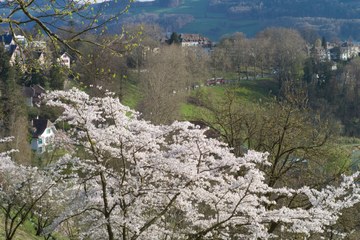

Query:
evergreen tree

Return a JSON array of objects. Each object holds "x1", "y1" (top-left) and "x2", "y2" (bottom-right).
[
  {"x1": 168, "y1": 32, "x2": 181, "y2": 45},
  {"x1": 0, "y1": 45, "x2": 16, "y2": 136},
  {"x1": 0, "y1": 45, "x2": 31, "y2": 163},
  {"x1": 49, "y1": 65, "x2": 66, "y2": 90},
  {"x1": 322, "y1": 36, "x2": 327, "y2": 49}
]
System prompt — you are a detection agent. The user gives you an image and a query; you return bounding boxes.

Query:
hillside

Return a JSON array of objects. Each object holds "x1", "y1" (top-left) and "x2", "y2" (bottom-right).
[
  {"x1": 119, "y1": 0, "x2": 360, "y2": 41},
  {"x1": 2, "y1": 0, "x2": 360, "y2": 41}
]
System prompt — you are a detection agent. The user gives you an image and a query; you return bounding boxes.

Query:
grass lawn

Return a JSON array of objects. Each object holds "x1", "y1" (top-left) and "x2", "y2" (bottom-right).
[
  {"x1": 203, "y1": 77, "x2": 277, "y2": 102},
  {"x1": 181, "y1": 77, "x2": 278, "y2": 120},
  {"x1": 0, "y1": 214, "x2": 69, "y2": 240},
  {"x1": 121, "y1": 78, "x2": 142, "y2": 109},
  {"x1": 338, "y1": 137, "x2": 360, "y2": 171},
  {"x1": 0, "y1": 214, "x2": 42, "y2": 240}
]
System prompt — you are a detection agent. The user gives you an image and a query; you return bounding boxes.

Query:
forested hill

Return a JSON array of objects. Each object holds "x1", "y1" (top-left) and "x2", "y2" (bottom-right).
[
  {"x1": 2, "y1": 0, "x2": 360, "y2": 41},
  {"x1": 208, "y1": 0, "x2": 360, "y2": 19},
  {"x1": 120, "y1": 0, "x2": 360, "y2": 41}
]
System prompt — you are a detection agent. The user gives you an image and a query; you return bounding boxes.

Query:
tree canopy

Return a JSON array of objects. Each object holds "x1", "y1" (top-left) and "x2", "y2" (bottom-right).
[{"x1": 0, "y1": 88, "x2": 359, "y2": 239}]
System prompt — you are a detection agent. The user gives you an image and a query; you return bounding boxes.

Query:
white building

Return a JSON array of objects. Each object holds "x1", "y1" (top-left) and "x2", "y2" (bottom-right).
[
  {"x1": 57, "y1": 52, "x2": 71, "y2": 68},
  {"x1": 31, "y1": 118, "x2": 57, "y2": 153}
]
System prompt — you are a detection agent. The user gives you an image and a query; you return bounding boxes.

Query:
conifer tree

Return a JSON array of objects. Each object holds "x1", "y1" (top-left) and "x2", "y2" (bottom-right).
[
  {"x1": 0, "y1": 46, "x2": 31, "y2": 163},
  {"x1": 0, "y1": 45, "x2": 16, "y2": 137}
]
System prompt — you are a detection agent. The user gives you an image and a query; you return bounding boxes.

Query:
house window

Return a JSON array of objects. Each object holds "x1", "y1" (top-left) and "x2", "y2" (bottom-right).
[
  {"x1": 46, "y1": 129, "x2": 51, "y2": 134},
  {"x1": 38, "y1": 138, "x2": 43, "y2": 144}
]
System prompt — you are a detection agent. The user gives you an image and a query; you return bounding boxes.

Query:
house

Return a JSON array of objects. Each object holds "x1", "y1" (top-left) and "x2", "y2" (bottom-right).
[
  {"x1": 1, "y1": 33, "x2": 50, "y2": 68},
  {"x1": 22, "y1": 84, "x2": 46, "y2": 107},
  {"x1": 8, "y1": 44, "x2": 23, "y2": 66},
  {"x1": 179, "y1": 34, "x2": 212, "y2": 49},
  {"x1": 0, "y1": 32, "x2": 15, "y2": 47},
  {"x1": 36, "y1": 51, "x2": 46, "y2": 66},
  {"x1": 0, "y1": 33, "x2": 28, "y2": 49},
  {"x1": 1, "y1": 33, "x2": 70, "y2": 69},
  {"x1": 57, "y1": 52, "x2": 71, "y2": 68},
  {"x1": 31, "y1": 118, "x2": 57, "y2": 153},
  {"x1": 339, "y1": 42, "x2": 360, "y2": 61},
  {"x1": 29, "y1": 50, "x2": 48, "y2": 67},
  {"x1": 1, "y1": 33, "x2": 27, "y2": 66}
]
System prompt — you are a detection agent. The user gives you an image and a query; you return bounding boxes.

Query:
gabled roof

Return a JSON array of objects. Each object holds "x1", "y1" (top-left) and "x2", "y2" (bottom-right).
[
  {"x1": 22, "y1": 85, "x2": 45, "y2": 106},
  {"x1": 8, "y1": 44, "x2": 18, "y2": 55},
  {"x1": 22, "y1": 84, "x2": 45, "y2": 97},
  {"x1": 32, "y1": 119, "x2": 53, "y2": 138},
  {"x1": 32, "y1": 84, "x2": 45, "y2": 95},
  {"x1": 23, "y1": 86, "x2": 35, "y2": 98},
  {"x1": 60, "y1": 52, "x2": 71, "y2": 59},
  {"x1": 0, "y1": 33, "x2": 13, "y2": 45},
  {"x1": 341, "y1": 41, "x2": 355, "y2": 48},
  {"x1": 180, "y1": 34, "x2": 211, "y2": 43},
  {"x1": 30, "y1": 50, "x2": 45, "y2": 60}
]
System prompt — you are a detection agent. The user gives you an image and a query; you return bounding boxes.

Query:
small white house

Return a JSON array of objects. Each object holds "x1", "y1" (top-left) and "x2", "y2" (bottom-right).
[
  {"x1": 57, "y1": 52, "x2": 71, "y2": 68},
  {"x1": 31, "y1": 119, "x2": 57, "y2": 153}
]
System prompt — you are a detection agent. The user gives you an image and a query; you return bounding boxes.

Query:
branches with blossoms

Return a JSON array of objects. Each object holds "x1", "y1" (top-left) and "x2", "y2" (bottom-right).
[
  {"x1": 0, "y1": 141, "x2": 78, "y2": 240},
  {"x1": 39, "y1": 88, "x2": 360, "y2": 239},
  {"x1": 0, "y1": 87, "x2": 358, "y2": 239}
]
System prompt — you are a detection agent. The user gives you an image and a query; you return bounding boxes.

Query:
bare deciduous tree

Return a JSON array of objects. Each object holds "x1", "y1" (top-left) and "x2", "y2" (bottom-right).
[
  {"x1": 138, "y1": 45, "x2": 190, "y2": 124},
  {"x1": 257, "y1": 28, "x2": 307, "y2": 92}
]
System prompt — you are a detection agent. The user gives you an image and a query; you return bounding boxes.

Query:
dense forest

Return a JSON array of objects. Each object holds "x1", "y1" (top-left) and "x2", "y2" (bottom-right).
[{"x1": 209, "y1": 0, "x2": 360, "y2": 18}]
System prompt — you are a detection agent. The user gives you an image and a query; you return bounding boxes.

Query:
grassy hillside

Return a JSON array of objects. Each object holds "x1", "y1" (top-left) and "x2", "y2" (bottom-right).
[
  {"x1": 0, "y1": 214, "x2": 42, "y2": 240},
  {"x1": 0, "y1": 214, "x2": 69, "y2": 240},
  {"x1": 181, "y1": 77, "x2": 278, "y2": 120}
]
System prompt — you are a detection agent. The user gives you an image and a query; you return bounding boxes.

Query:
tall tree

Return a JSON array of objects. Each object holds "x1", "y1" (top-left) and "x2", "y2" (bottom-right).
[
  {"x1": 210, "y1": 42, "x2": 232, "y2": 77},
  {"x1": 0, "y1": 45, "x2": 16, "y2": 136},
  {"x1": 125, "y1": 24, "x2": 163, "y2": 75},
  {"x1": 257, "y1": 28, "x2": 307, "y2": 93},
  {"x1": 138, "y1": 45, "x2": 189, "y2": 124},
  {"x1": 73, "y1": 36, "x2": 129, "y2": 99},
  {"x1": 0, "y1": 138, "x2": 75, "y2": 240},
  {"x1": 193, "y1": 88, "x2": 355, "y2": 236},
  {"x1": 0, "y1": 88, "x2": 359, "y2": 239},
  {"x1": 37, "y1": 88, "x2": 360, "y2": 239},
  {"x1": 168, "y1": 32, "x2": 181, "y2": 45},
  {"x1": 338, "y1": 58, "x2": 360, "y2": 136},
  {"x1": 49, "y1": 64, "x2": 66, "y2": 90},
  {"x1": 0, "y1": 45, "x2": 31, "y2": 164},
  {"x1": 217, "y1": 32, "x2": 248, "y2": 81}
]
